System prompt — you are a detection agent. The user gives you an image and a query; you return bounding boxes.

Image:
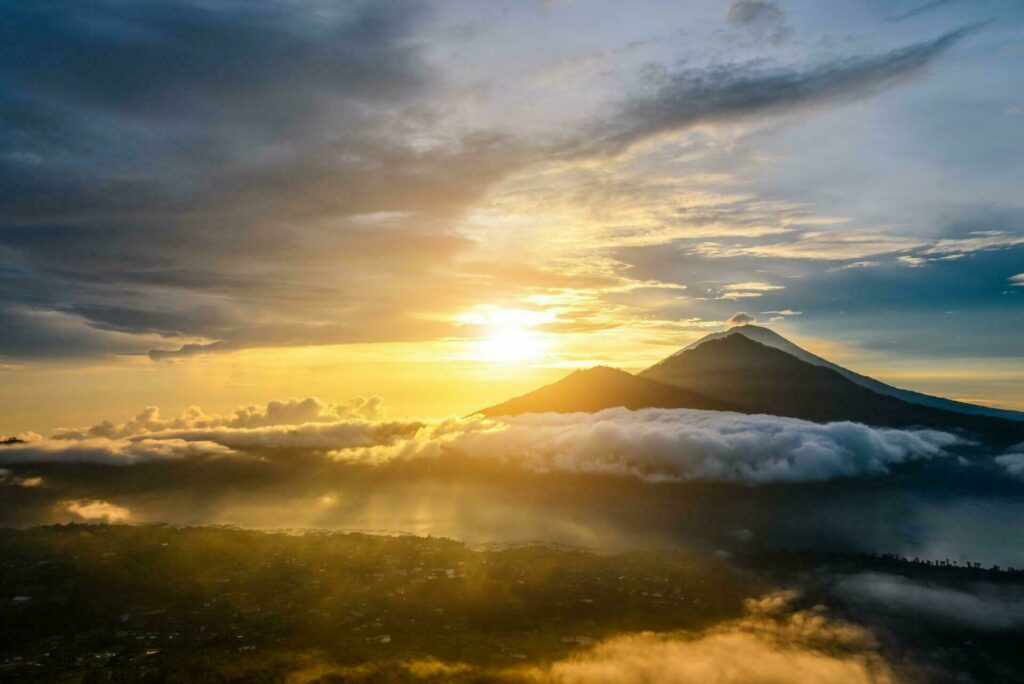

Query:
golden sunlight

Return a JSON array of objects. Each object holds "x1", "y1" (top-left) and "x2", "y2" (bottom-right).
[
  {"x1": 477, "y1": 325, "x2": 547, "y2": 362},
  {"x1": 457, "y1": 306, "x2": 553, "y2": 363}
]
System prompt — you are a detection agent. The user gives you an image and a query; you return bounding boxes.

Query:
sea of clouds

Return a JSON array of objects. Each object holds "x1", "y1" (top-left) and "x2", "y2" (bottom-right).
[{"x1": 1, "y1": 397, "x2": 960, "y2": 484}]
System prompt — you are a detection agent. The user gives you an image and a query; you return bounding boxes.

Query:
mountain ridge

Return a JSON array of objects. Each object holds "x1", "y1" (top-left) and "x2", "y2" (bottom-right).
[
  {"x1": 479, "y1": 327, "x2": 1024, "y2": 446},
  {"x1": 649, "y1": 324, "x2": 1024, "y2": 422}
]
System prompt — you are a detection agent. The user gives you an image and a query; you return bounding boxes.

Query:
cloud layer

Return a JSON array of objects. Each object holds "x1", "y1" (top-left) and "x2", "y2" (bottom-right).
[{"x1": 2, "y1": 400, "x2": 959, "y2": 484}]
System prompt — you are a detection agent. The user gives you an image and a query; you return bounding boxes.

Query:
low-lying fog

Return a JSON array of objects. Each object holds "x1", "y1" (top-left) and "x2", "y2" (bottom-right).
[{"x1": 3, "y1": 397, "x2": 1023, "y2": 567}]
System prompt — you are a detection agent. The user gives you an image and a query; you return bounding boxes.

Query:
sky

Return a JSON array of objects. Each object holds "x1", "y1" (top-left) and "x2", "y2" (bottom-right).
[{"x1": 1, "y1": 0, "x2": 1022, "y2": 435}]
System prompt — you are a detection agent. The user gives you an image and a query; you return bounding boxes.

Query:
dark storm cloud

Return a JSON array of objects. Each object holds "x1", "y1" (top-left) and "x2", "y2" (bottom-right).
[{"x1": 568, "y1": 25, "x2": 975, "y2": 157}]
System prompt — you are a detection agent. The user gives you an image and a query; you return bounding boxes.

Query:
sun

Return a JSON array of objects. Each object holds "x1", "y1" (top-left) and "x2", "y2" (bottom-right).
[
  {"x1": 478, "y1": 325, "x2": 546, "y2": 363},
  {"x1": 457, "y1": 306, "x2": 552, "y2": 363}
]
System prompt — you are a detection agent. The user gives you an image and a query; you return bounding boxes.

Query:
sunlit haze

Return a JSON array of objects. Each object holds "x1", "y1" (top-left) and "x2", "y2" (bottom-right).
[
  {"x1": 1, "y1": 0, "x2": 1022, "y2": 436},
  {"x1": 2, "y1": 2, "x2": 1023, "y2": 681}
]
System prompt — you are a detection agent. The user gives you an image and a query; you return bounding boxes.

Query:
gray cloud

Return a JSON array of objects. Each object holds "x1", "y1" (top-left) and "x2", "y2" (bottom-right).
[
  {"x1": 726, "y1": 1, "x2": 791, "y2": 43},
  {"x1": 0, "y1": 0, "x2": 528, "y2": 360},
  {"x1": 0, "y1": 438, "x2": 235, "y2": 466},
  {"x1": 728, "y1": 1, "x2": 785, "y2": 28},
  {"x1": 147, "y1": 341, "x2": 231, "y2": 362},
  {"x1": 569, "y1": 26, "x2": 975, "y2": 157},
  {"x1": 836, "y1": 572, "x2": 1024, "y2": 630},
  {"x1": 886, "y1": 0, "x2": 966, "y2": 22}
]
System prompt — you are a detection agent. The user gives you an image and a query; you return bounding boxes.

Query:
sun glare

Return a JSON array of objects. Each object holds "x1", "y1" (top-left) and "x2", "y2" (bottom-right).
[
  {"x1": 478, "y1": 325, "x2": 546, "y2": 362},
  {"x1": 457, "y1": 306, "x2": 552, "y2": 363}
]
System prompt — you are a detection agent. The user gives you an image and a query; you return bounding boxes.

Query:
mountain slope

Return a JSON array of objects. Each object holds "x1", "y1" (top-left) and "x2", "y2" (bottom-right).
[
  {"x1": 477, "y1": 328, "x2": 1023, "y2": 445},
  {"x1": 649, "y1": 325, "x2": 1024, "y2": 422},
  {"x1": 640, "y1": 334, "x2": 1023, "y2": 442},
  {"x1": 478, "y1": 366, "x2": 738, "y2": 418}
]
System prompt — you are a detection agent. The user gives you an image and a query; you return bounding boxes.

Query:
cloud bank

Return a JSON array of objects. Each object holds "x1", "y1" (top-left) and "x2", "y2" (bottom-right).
[
  {"x1": 836, "y1": 572, "x2": 1024, "y2": 630},
  {"x1": 51, "y1": 396, "x2": 385, "y2": 440},
  {"x1": 2, "y1": 400, "x2": 960, "y2": 484}
]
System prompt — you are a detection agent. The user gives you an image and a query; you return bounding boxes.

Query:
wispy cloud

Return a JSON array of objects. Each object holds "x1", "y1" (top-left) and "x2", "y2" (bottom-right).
[
  {"x1": 566, "y1": 26, "x2": 976, "y2": 157},
  {"x1": 885, "y1": 0, "x2": 966, "y2": 22}
]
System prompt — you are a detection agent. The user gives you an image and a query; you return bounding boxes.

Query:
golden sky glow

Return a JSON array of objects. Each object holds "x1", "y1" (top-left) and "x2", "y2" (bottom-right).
[{"x1": 0, "y1": 0, "x2": 1021, "y2": 437}]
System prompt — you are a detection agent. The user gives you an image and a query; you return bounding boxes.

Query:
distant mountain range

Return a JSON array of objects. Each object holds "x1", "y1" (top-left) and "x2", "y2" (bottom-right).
[{"x1": 480, "y1": 325, "x2": 1024, "y2": 445}]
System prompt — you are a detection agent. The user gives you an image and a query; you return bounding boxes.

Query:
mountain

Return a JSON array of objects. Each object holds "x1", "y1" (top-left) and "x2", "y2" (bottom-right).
[
  {"x1": 478, "y1": 366, "x2": 737, "y2": 417},
  {"x1": 648, "y1": 324, "x2": 1024, "y2": 422},
  {"x1": 479, "y1": 328, "x2": 1024, "y2": 445},
  {"x1": 640, "y1": 334, "x2": 1021, "y2": 437}
]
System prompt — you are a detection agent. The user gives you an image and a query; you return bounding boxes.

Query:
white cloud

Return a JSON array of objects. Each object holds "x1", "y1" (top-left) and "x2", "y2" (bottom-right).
[
  {"x1": 727, "y1": 312, "x2": 757, "y2": 327},
  {"x1": 723, "y1": 282, "x2": 785, "y2": 292},
  {"x1": 921, "y1": 231, "x2": 1024, "y2": 259},
  {"x1": 719, "y1": 282, "x2": 785, "y2": 299},
  {"x1": 1008, "y1": 274, "x2": 1024, "y2": 288},
  {"x1": 62, "y1": 499, "x2": 132, "y2": 523},
  {"x1": 995, "y1": 444, "x2": 1024, "y2": 480},
  {"x1": 370, "y1": 408, "x2": 959, "y2": 484},
  {"x1": 7, "y1": 401, "x2": 962, "y2": 485}
]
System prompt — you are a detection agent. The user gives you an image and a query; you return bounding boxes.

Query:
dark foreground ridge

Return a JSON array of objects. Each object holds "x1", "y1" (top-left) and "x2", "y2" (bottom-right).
[{"x1": 2, "y1": 525, "x2": 1023, "y2": 683}]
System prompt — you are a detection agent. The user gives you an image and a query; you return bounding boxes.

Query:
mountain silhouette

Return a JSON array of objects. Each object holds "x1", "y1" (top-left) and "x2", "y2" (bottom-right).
[
  {"x1": 480, "y1": 327, "x2": 1024, "y2": 445},
  {"x1": 649, "y1": 324, "x2": 1024, "y2": 422},
  {"x1": 479, "y1": 365, "x2": 738, "y2": 417}
]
